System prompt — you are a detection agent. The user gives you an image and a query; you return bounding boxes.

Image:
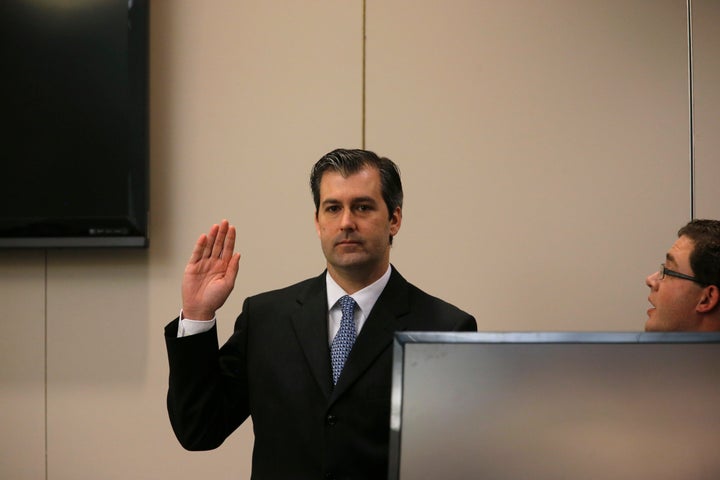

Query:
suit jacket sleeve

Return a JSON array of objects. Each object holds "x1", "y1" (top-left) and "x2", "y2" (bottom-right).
[{"x1": 165, "y1": 307, "x2": 251, "y2": 451}]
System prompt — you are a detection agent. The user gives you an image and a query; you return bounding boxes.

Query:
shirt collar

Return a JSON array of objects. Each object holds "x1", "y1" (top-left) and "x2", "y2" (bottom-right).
[{"x1": 325, "y1": 265, "x2": 392, "y2": 315}]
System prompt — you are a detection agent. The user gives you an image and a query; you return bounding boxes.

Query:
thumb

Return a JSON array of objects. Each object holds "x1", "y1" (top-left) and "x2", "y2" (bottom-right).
[{"x1": 226, "y1": 253, "x2": 241, "y2": 285}]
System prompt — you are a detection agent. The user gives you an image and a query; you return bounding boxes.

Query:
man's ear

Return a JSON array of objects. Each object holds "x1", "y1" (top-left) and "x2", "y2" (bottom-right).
[
  {"x1": 696, "y1": 285, "x2": 720, "y2": 313},
  {"x1": 389, "y1": 207, "x2": 402, "y2": 236}
]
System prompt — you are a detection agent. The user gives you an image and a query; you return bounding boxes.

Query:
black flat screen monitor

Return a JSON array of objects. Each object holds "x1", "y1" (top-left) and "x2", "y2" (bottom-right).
[
  {"x1": 0, "y1": 0, "x2": 149, "y2": 248},
  {"x1": 390, "y1": 332, "x2": 720, "y2": 480}
]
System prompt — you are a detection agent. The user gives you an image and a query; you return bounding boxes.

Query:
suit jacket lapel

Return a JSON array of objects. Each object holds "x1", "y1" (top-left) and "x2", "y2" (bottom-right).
[
  {"x1": 290, "y1": 273, "x2": 333, "y2": 400},
  {"x1": 331, "y1": 267, "x2": 412, "y2": 399}
]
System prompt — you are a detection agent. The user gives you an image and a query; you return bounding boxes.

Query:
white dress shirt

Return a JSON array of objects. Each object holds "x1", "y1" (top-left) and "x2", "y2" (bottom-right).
[{"x1": 325, "y1": 266, "x2": 391, "y2": 344}]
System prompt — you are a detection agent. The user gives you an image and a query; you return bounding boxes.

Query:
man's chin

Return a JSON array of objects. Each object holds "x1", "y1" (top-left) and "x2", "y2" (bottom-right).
[
  {"x1": 644, "y1": 310, "x2": 656, "y2": 331},
  {"x1": 329, "y1": 253, "x2": 370, "y2": 270},
  {"x1": 644, "y1": 316, "x2": 665, "y2": 332}
]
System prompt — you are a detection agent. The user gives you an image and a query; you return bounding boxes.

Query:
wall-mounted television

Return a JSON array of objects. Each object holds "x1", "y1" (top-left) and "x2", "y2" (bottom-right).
[{"x1": 0, "y1": 0, "x2": 149, "y2": 248}]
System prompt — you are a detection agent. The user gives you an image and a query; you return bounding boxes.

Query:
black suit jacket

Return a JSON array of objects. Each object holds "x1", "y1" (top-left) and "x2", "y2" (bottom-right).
[{"x1": 166, "y1": 267, "x2": 476, "y2": 479}]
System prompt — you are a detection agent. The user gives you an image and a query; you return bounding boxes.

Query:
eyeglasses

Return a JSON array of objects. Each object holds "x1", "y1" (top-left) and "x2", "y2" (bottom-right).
[{"x1": 658, "y1": 263, "x2": 705, "y2": 285}]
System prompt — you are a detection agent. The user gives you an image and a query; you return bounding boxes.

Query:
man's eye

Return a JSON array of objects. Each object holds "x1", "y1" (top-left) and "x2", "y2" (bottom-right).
[
  {"x1": 356, "y1": 205, "x2": 372, "y2": 212},
  {"x1": 325, "y1": 205, "x2": 340, "y2": 213}
]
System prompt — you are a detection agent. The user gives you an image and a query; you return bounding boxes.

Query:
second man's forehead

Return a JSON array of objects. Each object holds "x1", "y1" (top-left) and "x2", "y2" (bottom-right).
[{"x1": 666, "y1": 236, "x2": 695, "y2": 267}]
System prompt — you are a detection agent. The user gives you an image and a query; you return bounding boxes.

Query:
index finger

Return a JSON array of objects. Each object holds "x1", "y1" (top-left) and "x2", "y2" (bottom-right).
[
  {"x1": 211, "y1": 219, "x2": 232, "y2": 259},
  {"x1": 220, "y1": 223, "x2": 237, "y2": 260}
]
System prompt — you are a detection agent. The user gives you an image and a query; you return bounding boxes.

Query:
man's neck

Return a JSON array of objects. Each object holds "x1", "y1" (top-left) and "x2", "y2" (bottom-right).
[
  {"x1": 697, "y1": 315, "x2": 720, "y2": 332},
  {"x1": 327, "y1": 263, "x2": 390, "y2": 294}
]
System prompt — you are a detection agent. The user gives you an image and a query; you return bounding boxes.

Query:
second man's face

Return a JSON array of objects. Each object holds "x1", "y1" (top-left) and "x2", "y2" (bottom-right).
[
  {"x1": 315, "y1": 166, "x2": 401, "y2": 281},
  {"x1": 645, "y1": 235, "x2": 705, "y2": 331}
]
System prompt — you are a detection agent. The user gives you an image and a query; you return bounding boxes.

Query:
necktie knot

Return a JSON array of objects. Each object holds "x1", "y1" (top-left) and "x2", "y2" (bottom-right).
[
  {"x1": 339, "y1": 294, "x2": 355, "y2": 320},
  {"x1": 331, "y1": 295, "x2": 357, "y2": 385}
]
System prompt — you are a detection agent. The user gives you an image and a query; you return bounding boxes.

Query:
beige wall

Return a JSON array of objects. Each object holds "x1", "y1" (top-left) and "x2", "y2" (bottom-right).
[
  {"x1": 694, "y1": 0, "x2": 720, "y2": 219},
  {"x1": 0, "y1": 1, "x2": 717, "y2": 478}
]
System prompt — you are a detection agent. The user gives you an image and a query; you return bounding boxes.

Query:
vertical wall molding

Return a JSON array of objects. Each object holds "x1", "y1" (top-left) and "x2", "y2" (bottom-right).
[
  {"x1": 362, "y1": 0, "x2": 367, "y2": 148},
  {"x1": 687, "y1": 0, "x2": 696, "y2": 219}
]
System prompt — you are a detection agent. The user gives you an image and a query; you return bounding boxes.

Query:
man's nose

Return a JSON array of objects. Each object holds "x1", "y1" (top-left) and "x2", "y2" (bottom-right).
[
  {"x1": 646, "y1": 270, "x2": 659, "y2": 289},
  {"x1": 340, "y1": 210, "x2": 356, "y2": 230}
]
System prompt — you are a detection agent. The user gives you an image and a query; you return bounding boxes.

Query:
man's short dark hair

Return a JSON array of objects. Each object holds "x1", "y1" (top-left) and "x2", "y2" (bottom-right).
[
  {"x1": 678, "y1": 219, "x2": 720, "y2": 287},
  {"x1": 310, "y1": 148, "x2": 403, "y2": 219}
]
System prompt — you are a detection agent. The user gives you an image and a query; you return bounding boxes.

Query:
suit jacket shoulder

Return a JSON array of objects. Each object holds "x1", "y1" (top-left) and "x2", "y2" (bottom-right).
[{"x1": 371, "y1": 266, "x2": 477, "y2": 332}]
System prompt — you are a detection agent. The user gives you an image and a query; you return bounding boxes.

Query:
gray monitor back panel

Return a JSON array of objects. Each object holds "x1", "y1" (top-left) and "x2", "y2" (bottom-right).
[{"x1": 389, "y1": 332, "x2": 720, "y2": 480}]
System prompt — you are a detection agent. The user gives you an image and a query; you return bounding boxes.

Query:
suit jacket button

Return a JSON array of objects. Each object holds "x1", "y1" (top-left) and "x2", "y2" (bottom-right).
[{"x1": 326, "y1": 414, "x2": 337, "y2": 426}]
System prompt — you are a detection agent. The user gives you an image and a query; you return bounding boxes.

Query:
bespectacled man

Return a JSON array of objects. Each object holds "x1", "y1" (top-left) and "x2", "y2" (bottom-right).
[{"x1": 645, "y1": 219, "x2": 720, "y2": 332}]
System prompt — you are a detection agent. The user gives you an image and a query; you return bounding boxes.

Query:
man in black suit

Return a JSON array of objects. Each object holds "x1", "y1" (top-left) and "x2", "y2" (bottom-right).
[{"x1": 165, "y1": 148, "x2": 477, "y2": 479}]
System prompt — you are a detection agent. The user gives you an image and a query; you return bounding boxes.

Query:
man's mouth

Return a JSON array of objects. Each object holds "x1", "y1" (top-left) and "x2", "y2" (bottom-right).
[{"x1": 336, "y1": 238, "x2": 361, "y2": 246}]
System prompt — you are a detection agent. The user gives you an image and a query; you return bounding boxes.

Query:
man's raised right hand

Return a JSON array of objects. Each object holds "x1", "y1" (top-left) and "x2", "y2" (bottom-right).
[{"x1": 181, "y1": 220, "x2": 241, "y2": 320}]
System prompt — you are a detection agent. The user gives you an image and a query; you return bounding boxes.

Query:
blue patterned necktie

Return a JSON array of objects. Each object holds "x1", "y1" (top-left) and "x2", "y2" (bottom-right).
[{"x1": 331, "y1": 295, "x2": 357, "y2": 385}]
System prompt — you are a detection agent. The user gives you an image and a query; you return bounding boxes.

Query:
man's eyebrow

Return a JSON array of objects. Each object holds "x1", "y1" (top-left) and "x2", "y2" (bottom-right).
[
  {"x1": 666, "y1": 252, "x2": 676, "y2": 265},
  {"x1": 351, "y1": 196, "x2": 378, "y2": 204},
  {"x1": 321, "y1": 196, "x2": 378, "y2": 205}
]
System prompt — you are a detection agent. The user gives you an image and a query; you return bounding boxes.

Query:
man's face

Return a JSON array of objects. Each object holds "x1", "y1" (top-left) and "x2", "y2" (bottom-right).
[
  {"x1": 314, "y1": 166, "x2": 401, "y2": 281},
  {"x1": 645, "y1": 235, "x2": 705, "y2": 331}
]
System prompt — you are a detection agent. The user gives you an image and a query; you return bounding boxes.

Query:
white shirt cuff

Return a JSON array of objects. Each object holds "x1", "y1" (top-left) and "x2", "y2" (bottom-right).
[{"x1": 177, "y1": 310, "x2": 216, "y2": 337}]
